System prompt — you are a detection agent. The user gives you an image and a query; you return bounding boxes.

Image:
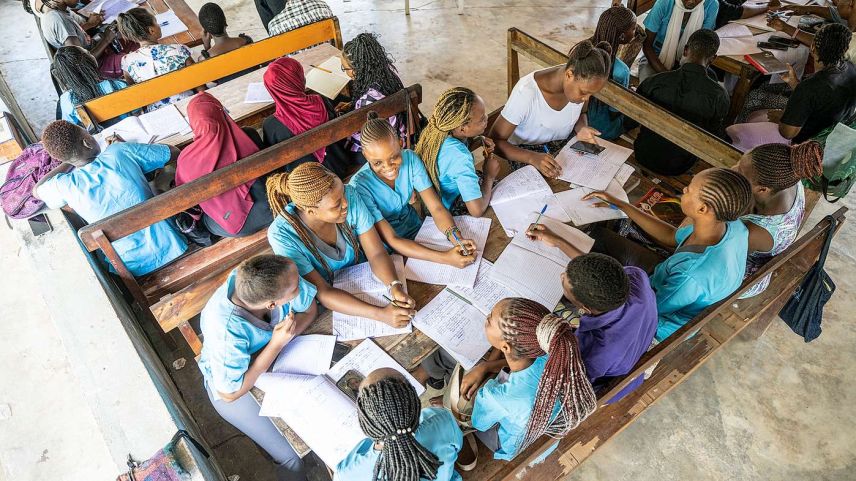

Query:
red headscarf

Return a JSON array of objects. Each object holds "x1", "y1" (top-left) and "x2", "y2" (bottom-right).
[
  {"x1": 263, "y1": 57, "x2": 329, "y2": 162},
  {"x1": 175, "y1": 92, "x2": 260, "y2": 235}
]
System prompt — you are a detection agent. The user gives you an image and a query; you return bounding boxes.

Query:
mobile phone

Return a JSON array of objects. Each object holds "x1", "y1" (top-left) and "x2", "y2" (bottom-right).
[
  {"x1": 758, "y1": 41, "x2": 787, "y2": 51},
  {"x1": 569, "y1": 140, "x2": 605, "y2": 156},
  {"x1": 336, "y1": 370, "x2": 364, "y2": 402},
  {"x1": 332, "y1": 341, "x2": 352, "y2": 364},
  {"x1": 768, "y1": 36, "x2": 799, "y2": 48},
  {"x1": 27, "y1": 213, "x2": 52, "y2": 236}
]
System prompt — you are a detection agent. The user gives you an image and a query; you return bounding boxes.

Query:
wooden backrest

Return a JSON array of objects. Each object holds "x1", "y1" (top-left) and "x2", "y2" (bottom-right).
[{"x1": 76, "y1": 17, "x2": 343, "y2": 125}]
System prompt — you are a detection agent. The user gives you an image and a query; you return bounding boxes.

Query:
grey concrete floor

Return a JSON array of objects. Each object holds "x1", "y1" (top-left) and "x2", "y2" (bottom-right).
[{"x1": 1, "y1": 1, "x2": 855, "y2": 480}]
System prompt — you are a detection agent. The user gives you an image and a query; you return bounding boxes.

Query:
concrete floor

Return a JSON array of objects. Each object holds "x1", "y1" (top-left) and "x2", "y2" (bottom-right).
[{"x1": 1, "y1": 0, "x2": 855, "y2": 480}]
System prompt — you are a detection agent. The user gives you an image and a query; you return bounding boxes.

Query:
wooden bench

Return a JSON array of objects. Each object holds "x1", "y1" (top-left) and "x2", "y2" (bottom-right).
[{"x1": 74, "y1": 17, "x2": 343, "y2": 130}]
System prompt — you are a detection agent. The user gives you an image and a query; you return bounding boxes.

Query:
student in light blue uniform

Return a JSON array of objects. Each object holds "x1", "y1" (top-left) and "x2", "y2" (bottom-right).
[
  {"x1": 335, "y1": 368, "x2": 463, "y2": 481},
  {"x1": 198, "y1": 255, "x2": 318, "y2": 481},
  {"x1": 640, "y1": 0, "x2": 719, "y2": 80},
  {"x1": 266, "y1": 162, "x2": 417, "y2": 330},
  {"x1": 34, "y1": 120, "x2": 187, "y2": 276},
  {"x1": 349, "y1": 113, "x2": 477, "y2": 270}
]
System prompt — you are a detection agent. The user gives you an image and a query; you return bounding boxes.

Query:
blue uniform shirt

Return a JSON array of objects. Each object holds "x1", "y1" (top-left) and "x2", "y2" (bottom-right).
[
  {"x1": 587, "y1": 59, "x2": 631, "y2": 140},
  {"x1": 349, "y1": 149, "x2": 434, "y2": 240},
  {"x1": 436, "y1": 136, "x2": 481, "y2": 210},
  {"x1": 197, "y1": 269, "x2": 317, "y2": 398},
  {"x1": 267, "y1": 184, "x2": 380, "y2": 283},
  {"x1": 651, "y1": 220, "x2": 748, "y2": 341},
  {"x1": 59, "y1": 79, "x2": 128, "y2": 127},
  {"x1": 644, "y1": 0, "x2": 719, "y2": 55},
  {"x1": 37, "y1": 142, "x2": 187, "y2": 276},
  {"x1": 334, "y1": 407, "x2": 464, "y2": 481}
]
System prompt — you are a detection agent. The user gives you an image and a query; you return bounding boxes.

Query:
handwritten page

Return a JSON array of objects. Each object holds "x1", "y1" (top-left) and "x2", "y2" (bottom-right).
[
  {"x1": 490, "y1": 165, "x2": 552, "y2": 205},
  {"x1": 80, "y1": 0, "x2": 139, "y2": 24},
  {"x1": 412, "y1": 290, "x2": 491, "y2": 370},
  {"x1": 94, "y1": 116, "x2": 151, "y2": 149},
  {"x1": 156, "y1": 10, "x2": 189, "y2": 39},
  {"x1": 556, "y1": 137, "x2": 632, "y2": 190},
  {"x1": 327, "y1": 339, "x2": 425, "y2": 395},
  {"x1": 244, "y1": 82, "x2": 274, "y2": 104},
  {"x1": 490, "y1": 243, "x2": 567, "y2": 310},
  {"x1": 715, "y1": 22, "x2": 753, "y2": 38},
  {"x1": 614, "y1": 163, "x2": 636, "y2": 186},
  {"x1": 510, "y1": 215, "x2": 594, "y2": 266},
  {"x1": 554, "y1": 179, "x2": 630, "y2": 226},
  {"x1": 332, "y1": 256, "x2": 410, "y2": 341},
  {"x1": 271, "y1": 334, "x2": 336, "y2": 376},
  {"x1": 139, "y1": 104, "x2": 191, "y2": 141},
  {"x1": 447, "y1": 259, "x2": 519, "y2": 316},
  {"x1": 491, "y1": 189, "x2": 570, "y2": 238},
  {"x1": 405, "y1": 216, "x2": 490, "y2": 288},
  {"x1": 305, "y1": 56, "x2": 352, "y2": 100}
]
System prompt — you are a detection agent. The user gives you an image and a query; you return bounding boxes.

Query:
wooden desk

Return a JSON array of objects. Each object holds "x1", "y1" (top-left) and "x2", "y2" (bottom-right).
[{"x1": 146, "y1": 0, "x2": 204, "y2": 48}]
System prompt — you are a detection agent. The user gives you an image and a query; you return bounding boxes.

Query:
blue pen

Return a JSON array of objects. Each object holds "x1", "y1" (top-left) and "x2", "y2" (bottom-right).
[
  {"x1": 450, "y1": 229, "x2": 471, "y2": 256},
  {"x1": 541, "y1": 145, "x2": 550, "y2": 154},
  {"x1": 529, "y1": 204, "x2": 548, "y2": 233}
]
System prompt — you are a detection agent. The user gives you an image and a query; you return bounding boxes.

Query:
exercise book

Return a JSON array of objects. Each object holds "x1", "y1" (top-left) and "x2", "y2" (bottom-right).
[
  {"x1": 404, "y1": 216, "x2": 491, "y2": 288},
  {"x1": 305, "y1": 57, "x2": 351, "y2": 100},
  {"x1": 556, "y1": 137, "x2": 632, "y2": 190},
  {"x1": 489, "y1": 165, "x2": 570, "y2": 237}
]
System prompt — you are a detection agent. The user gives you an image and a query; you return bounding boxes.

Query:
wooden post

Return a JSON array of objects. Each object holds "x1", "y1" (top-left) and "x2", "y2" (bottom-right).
[{"x1": 507, "y1": 30, "x2": 520, "y2": 98}]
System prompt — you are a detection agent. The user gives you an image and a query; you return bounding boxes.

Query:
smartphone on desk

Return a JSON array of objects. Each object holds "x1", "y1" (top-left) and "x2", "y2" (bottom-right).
[
  {"x1": 758, "y1": 41, "x2": 787, "y2": 51},
  {"x1": 569, "y1": 140, "x2": 605, "y2": 156},
  {"x1": 27, "y1": 213, "x2": 52, "y2": 236},
  {"x1": 336, "y1": 369, "x2": 364, "y2": 402}
]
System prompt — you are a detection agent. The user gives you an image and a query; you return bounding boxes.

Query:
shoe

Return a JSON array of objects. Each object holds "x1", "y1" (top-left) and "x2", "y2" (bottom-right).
[{"x1": 426, "y1": 376, "x2": 445, "y2": 390}]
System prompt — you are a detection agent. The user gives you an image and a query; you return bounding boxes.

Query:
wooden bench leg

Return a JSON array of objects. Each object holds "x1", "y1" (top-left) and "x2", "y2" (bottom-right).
[
  {"x1": 405, "y1": 0, "x2": 410, "y2": 15},
  {"x1": 726, "y1": 67, "x2": 758, "y2": 125}
]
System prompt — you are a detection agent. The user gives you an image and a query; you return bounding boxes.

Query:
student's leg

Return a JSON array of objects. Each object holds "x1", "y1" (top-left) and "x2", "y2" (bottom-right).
[
  {"x1": 589, "y1": 226, "x2": 665, "y2": 274},
  {"x1": 206, "y1": 385, "x2": 306, "y2": 481},
  {"x1": 255, "y1": 0, "x2": 286, "y2": 33},
  {"x1": 419, "y1": 348, "x2": 458, "y2": 382}
]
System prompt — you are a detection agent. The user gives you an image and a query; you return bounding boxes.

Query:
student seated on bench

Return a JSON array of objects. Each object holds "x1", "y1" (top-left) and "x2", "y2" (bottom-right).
[
  {"x1": 266, "y1": 162, "x2": 417, "y2": 329},
  {"x1": 349, "y1": 113, "x2": 478, "y2": 268},
  {"x1": 175, "y1": 93, "x2": 273, "y2": 238},
  {"x1": 197, "y1": 2, "x2": 258, "y2": 84},
  {"x1": 414, "y1": 87, "x2": 499, "y2": 217},
  {"x1": 585, "y1": 168, "x2": 753, "y2": 341},
  {"x1": 33, "y1": 120, "x2": 187, "y2": 276},
  {"x1": 267, "y1": 0, "x2": 333, "y2": 36},
  {"x1": 52, "y1": 46, "x2": 129, "y2": 128},
  {"x1": 488, "y1": 41, "x2": 609, "y2": 178},
  {"x1": 198, "y1": 255, "x2": 318, "y2": 481},
  {"x1": 735, "y1": 141, "x2": 823, "y2": 298},
  {"x1": 335, "y1": 368, "x2": 464, "y2": 481},
  {"x1": 639, "y1": 0, "x2": 718, "y2": 81}
]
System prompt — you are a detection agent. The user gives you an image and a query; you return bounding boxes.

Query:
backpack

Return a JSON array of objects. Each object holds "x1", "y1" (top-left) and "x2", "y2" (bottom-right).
[
  {"x1": 803, "y1": 111, "x2": 856, "y2": 202},
  {"x1": 0, "y1": 143, "x2": 61, "y2": 219}
]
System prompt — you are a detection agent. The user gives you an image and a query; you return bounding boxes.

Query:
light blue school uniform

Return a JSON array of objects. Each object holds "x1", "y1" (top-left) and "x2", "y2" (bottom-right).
[
  {"x1": 334, "y1": 407, "x2": 464, "y2": 481},
  {"x1": 644, "y1": 0, "x2": 719, "y2": 55},
  {"x1": 197, "y1": 269, "x2": 317, "y2": 398},
  {"x1": 37, "y1": 142, "x2": 187, "y2": 276},
  {"x1": 59, "y1": 79, "x2": 128, "y2": 127},
  {"x1": 349, "y1": 149, "x2": 434, "y2": 240},
  {"x1": 587, "y1": 59, "x2": 631, "y2": 140},
  {"x1": 267, "y1": 184, "x2": 380, "y2": 283},
  {"x1": 650, "y1": 220, "x2": 748, "y2": 341},
  {"x1": 436, "y1": 136, "x2": 481, "y2": 210}
]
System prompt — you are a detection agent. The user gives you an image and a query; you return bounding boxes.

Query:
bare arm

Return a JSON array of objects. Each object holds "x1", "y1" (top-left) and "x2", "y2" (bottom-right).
[
  {"x1": 488, "y1": 115, "x2": 561, "y2": 177},
  {"x1": 459, "y1": 349, "x2": 508, "y2": 401},
  {"x1": 307, "y1": 268, "x2": 414, "y2": 327},
  {"x1": 584, "y1": 191, "x2": 678, "y2": 247},
  {"x1": 374, "y1": 218, "x2": 476, "y2": 268},
  {"x1": 525, "y1": 224, "x2": 585, "y2": 260},
  {"x1": 642, "y1": 29, "x2": 667, "y2": 73}
]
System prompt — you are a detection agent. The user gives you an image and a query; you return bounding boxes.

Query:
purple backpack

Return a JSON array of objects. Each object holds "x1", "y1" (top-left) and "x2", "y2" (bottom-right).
[{"x1": 1, "y1": 143, "x2": 61, "y2": 219}]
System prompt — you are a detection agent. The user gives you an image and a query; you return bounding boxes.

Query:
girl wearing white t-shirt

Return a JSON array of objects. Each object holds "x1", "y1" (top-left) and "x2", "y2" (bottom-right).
[{"x1": 489, "y1": 40, "x2": 612, "y2": 178}]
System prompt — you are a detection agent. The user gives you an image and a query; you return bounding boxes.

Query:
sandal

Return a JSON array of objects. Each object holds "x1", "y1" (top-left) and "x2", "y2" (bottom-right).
[{"x1": 455, "y1": 433, "x2": 479, "y2": 471}]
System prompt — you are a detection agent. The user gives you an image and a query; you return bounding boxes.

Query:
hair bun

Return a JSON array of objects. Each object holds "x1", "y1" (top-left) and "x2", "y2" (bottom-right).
[
  {"x1": 790, "y1": 141, "x2": 823, "y2": 179},
  {"x1": 594, "y1": 40, "x2": 613, "y2": 56},
  {"x1": 366, "y1": 111, "x2": 380, "y2": 121},
  {"x1": 575, "y1": 40, "x2": 595, "y2": 58}
]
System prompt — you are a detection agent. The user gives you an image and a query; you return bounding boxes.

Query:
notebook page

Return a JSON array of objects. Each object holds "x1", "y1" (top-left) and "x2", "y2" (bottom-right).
[
  {"x1": 305, "y1": 56, "x2": 352, "y2": 100},
  {"x1": 404, "y1": 216, "x2": 490, "y2": 288},
  {"x1": 491, "y1": 190, "x2": 569, "y2": 238},
  {"x1": 490, "y1": 243, "x2": 567, "y2": 310},
  {"x1": 94, "y1": 116, "x2": 150, "y2": 149},
  {"x1": 139, "y1": 104, "x2": 191, "y2": 141},
  {"x1": 333, "y1": 255, "x2": 406, "y2": 295},
  {"x1": 271, "y1": 334, "x2": 336, "y2": 376},
  {"x1": 412, "y1": 290, "x2": 491, "y2": 370},
  {"x1": 554, "y1": 178, "x2": 629, "y2": 226},
  {"x1": 327, "y1": 339, "x2": 425, "y2": 395},
  {"x1": 244, "y1": 82, "x2": 274, "y2": 104},
  {"x1": 155, "y1": 10, "x2": 189, "y2": 39},
  {"x1": 715, "y1": 22, "x2": 753, "y2": 38},
  {"x1": 556, "y1": 137, "x2": 631, "y2": 190},
  {"x1": 510, "y1": 215, "x2": 594, "y2": 266},
  {"x1": 490, "y1": 165, "x2": 552, "y2": 205},
  {"x1": 447, "y1": 259, "x2": 520, "y2": 316},
  {"x1": 332, "y1": 256, "x2": 410, "y2": 340}
]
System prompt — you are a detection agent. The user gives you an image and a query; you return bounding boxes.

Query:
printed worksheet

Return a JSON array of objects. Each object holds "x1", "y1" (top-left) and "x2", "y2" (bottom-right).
[
  {"x1": 327, "y1": 339, "x2": 425, "y2": 395},
  {"x1": 404, "y1": 216, "x2": 491, "y2": 288}
]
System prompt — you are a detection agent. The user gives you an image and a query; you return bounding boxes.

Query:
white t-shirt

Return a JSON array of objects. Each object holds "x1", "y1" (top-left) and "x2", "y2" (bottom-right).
[{"x1": 500, "y1": 69, "x2": 584, "y2": 145}]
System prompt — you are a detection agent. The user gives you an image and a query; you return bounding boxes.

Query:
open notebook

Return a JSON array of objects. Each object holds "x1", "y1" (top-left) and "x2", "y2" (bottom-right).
[
  {"x1": 489, "y1": 165, "x2": 570, "y2": 237},
  {"x1": 404, "y1": 216, "x2": 491, "y2": 288},
  {"x1": 93, "y1": 104, "x2": 191, "y2": 149},
  {"x1": 305, "y1": 56, "x2": 352, "y2": 100}
]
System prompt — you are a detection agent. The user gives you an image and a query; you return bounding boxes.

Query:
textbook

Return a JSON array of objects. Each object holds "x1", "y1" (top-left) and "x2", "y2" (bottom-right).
[
  {"x1": 636, "y1": 186, "x2": 684, "y2": 227},
  {"x1": 404, "y1": 216, "x2": 491, "y2": 288},
  {"x1": 93, "y1": 104, "x2": 191, "y2": 149},
  {"x1": 489, "y1": 165, "x2": 570, "y2": 237},
  {"x1": 744, "y1": 51, "x2": 790, "y2": 75},
  {"x1": 305, "y1": 56, "x2": 351, "y2": 100}
]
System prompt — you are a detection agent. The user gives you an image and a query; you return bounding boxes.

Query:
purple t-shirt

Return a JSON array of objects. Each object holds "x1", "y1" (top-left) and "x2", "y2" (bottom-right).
[{"x1": 575, "y1": 266, "x2": 658, "y2": 402}]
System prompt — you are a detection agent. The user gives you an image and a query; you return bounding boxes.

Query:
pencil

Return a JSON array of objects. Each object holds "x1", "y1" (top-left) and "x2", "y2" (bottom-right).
[{"x1": 310, "y1": 64, "x2": 333, "y2": 74}]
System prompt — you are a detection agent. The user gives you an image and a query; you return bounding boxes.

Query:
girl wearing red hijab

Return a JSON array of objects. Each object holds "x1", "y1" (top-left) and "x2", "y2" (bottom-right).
[{"x1": 176, "y1": 92, "x2": 273, "y2": 237}]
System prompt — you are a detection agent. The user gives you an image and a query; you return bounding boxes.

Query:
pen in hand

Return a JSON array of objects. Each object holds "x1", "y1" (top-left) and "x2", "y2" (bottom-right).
[
  {"x1": 383, "y1": 294, "x2": 414, "y2": 318},
  {"x1": 528, "y1": 204, "x2": 548, "y2": 233},
  {"x1": 450, "y1": 228, "x2": 471, "y2": 256}
]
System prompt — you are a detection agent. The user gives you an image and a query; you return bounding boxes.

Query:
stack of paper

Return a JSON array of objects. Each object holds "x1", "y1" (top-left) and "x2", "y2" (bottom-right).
[
  {"x1": 404, "y1": 216, "x2": 491, "y2": 288},
  {"x1": 305, "y1": 57, "x2": 352, "y2": 100},
  {"x1": 156, "y1": 10, "x2": 189, "y2": 39},
  {"x1": 555, "y1": 137, "x2": 632, "y2": 190},
  {"x1": 489, "y1": 165, "x2": 570, "y2": 237},
  {"x1": 554, "y1": 178, "x2": 630, "y2": 226},
  {"x1": 332, "y1": 255, "x2": 411, "y2": 341}
]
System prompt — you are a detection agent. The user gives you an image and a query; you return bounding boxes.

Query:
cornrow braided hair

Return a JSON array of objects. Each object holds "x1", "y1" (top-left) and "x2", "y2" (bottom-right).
[
  {"x1": 497, "y1": 298, "x2": 597, "y2": 456},
  {"x1": 414, "y1": 87, "x2": 476, "y2": 189},
  {"x1": 361, "y1": 111, "x2": 398, "y2": 147},
  {"x1": 117, "y1": 7, "x2": 157, "y2": 44},
  {"x1": 343, "y1": 32, "x2": 405, "y2": 101},
  {"x1": 52, "y1": 46, "x2": 104, "y2": 104},
  {"x1": 357, "y1": 376, "x2": 441, "y2": 481},
  {"x1": 265, "y1": 163, "x2": 361, "y2": 282},
  {"x1": 564, "y1": 39, "x2": 613, "y2": 80},
  {"x1": 749, "y1": 141, "x2": 823, "y2": 192},
  {"x1": 697, "y1": 168, "x2": 753, "y2": 222},
  {"x1": 813, "y1": 23, "x2": 852, "y2": 66}
]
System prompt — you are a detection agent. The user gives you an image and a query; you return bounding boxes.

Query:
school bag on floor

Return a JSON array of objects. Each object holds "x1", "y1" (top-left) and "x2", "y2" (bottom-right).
[
  {"x1": 804, "y1": 112, "x2": 856, "y2": 202},
  {"x1": 0, "y1": 143, "x2": 61, "y2": 219}
]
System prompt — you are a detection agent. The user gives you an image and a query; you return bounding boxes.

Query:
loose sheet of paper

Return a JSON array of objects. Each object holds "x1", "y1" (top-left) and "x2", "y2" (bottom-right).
[
  {"x1": 447, "y1": 259, "x2": 519, "y2": 316},
  {"x1": 490, "y1": 165, "x2": 552, "y2": 205},
  {"x1": 715, "y1": 22, "x2": 754, "y2": 38},
  {"x1": 556, "y1": 137, "x2": 632, "y2": 190},
  {"x1": 139, "y1": 104, "x2": 191, "y2": 141},
  {"x1": 412, "y1": 289, "x2": 491, "y2": 370},
  {"x1": 156, "y1": 10, "x2": 189, "y2": 39},
  {"x1": 404, "y1": 216, "x2": 490, "y2": 288},
  {"x1": 327, "y1": 339, "x2": 425, "y2": 395},
  {"x1": 554, "y1": 179, "x2": 630, "y2": 226},
  {"x1": 244, "y1": 82, "x2": 274, "y2": 104},
  {"x1": 491, "y1": 189, "x2": 569, "y2": 238},
  {"x1": 80, "y1": 0, "x2": 139, "y2": 24},
  {"x1": 271, "y1": 334, "x2": 336, "y2": 376},
  {"x1": 490, "y1": 243, "x2": 567, "y2": 310},
  {"x1": 717, "y1": 36, "x2": 764, "y2": 56},
  {"x1": 305, "y1": 56, "x2": 352, "y2": 100},
  {"x1": 510, "y1": 215, "x2": 594, "y2": 266}
]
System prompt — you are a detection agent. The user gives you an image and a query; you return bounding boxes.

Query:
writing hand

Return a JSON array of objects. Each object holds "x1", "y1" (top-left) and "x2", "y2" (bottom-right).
[{"x1": 532, "y1": 153, "x2": 562, "y2": 178}]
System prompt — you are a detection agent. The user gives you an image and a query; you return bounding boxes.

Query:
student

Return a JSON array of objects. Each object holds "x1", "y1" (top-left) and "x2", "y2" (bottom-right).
[
  {"x1": 735, "y1": 142, "x2": 822, "y2": 298},
  {"x1": 33, "y1": 120, "x2": 187, "y2": 276},
  {"x1": 585, "y1": 168, "x2": 753, "y2": 341},
  {"x1": 349, "y1": 113, "x2": 477, "y2": 269},
  {"x1": 640, "y1": 0, "x2": 719, "y2": 81},
  {"x1": 414, "y1": 87, "x2": 498, "y2": 217},
  {"x1": 767, "y1": 1, "x2": 855, "y2": 48},
  {"x1": 197, "y1": 2, "x2": 256, "y2": 85},
  {"x1": 267, "y1": 0, "x2": 333, "y2": 36},
  {"x1": 175, "y1": 93, "x2": 273, "y2": 238},
  {"x1": 198, "y1": 255, "x2": 318, "y2": 481},
  {"x1": 470, "y1": 298, "x2": 597, "y2": 461},
  {"x1": 634, "y1": 29, "x2": 729, "y2": 175},
  {"x1": 335, "y1": 368, "x2": 464, "y2": 481},
  {"x1": 117, "y1": 8, "x2": 195, "y2": 112},
  {"x1": 488, "y1": 41, "x2": 609, "y2": 178},
  {"x1": 586, "y1": 6, "x2": 638, "y2": 140},
  {"x1": 266, "y1": 162, "x2": 417, "y2": 328},
  {"x1": 52, "y1": 46, "x2": 129, "y2": 127},
  {"x1": 337, "y1": 32, "x2": 407, "y2": 153},
  {"x1": 610, "y1": 0, "x2": 648, "y2": 69}
]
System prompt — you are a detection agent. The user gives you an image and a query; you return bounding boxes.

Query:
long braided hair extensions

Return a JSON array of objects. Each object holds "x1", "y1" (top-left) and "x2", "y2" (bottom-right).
[
  {"x1": 357, "y1": 375, "x2": 441, "y2": 481},
  {"x1": 587, "y1": 7, "x2": 635, "y2": 113},
  {"x1": 749, "y1": 142, "x2": 823, "y2": 191},
  {"x1": 343, "y1": 32, "x2": 405, "y2": 101},
  {"x1": 497, "y1": 298, "x2": 597, "y2": 455},
  {"x1": 265, "y1": 162, "x2": 361, "y2": 281},
  {"x1": 52, "y1": 46, "x2": 105, "y2": 104},
  {"x1": 414, "y1": 87, "x2": 476, "y2": 190},
  {"x1": 117, "y1": 8, "x2": 157, "y2": 44},
  {"x1": 696, "y1": 168, "x2": 754, "y2": 221}
]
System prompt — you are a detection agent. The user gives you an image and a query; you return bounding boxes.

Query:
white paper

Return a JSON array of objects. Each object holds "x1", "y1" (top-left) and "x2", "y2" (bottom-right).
[
  {"x1": 614, "y1": 163, "x2": 636, "y2": 186},
  {"x1": 447, "y1": 260, "x2": 519, "y2": 316},
  {"x1": 156, "y1": 10, "x2": 189, "y2": 39},
  {"x1": 490, "y1": 243, "x2": 567, "y2": 310},
  {"x1": 556, "y1": 137, "x2": 632, "y2": 190},
  {"x1": 404, "y1": 216, "x2": 490, "y2": 288},
  {"x1": 490, "y1": 165, "x2": 552, "y2": 205},
  {"x1": 510, "y1": 215, "x2": 594, "y2": 266},
  {"x1": 305, "y1": 56, "x2": 352, "y2": 100},
  {"x1": 554, "y1": 179, "x2": 630, "y2": 226},
  {"x1": 490, "y1": 189, "x2": 570, "y2": 238},
  {"x1": 717, "y1": 36, "x2": 764, "y2": 56},
  {"x1": 412, "y1": 290, "x2": 491, "y2": 370},
  {"x1": 716, "y1": 22, "x2": 754, "y2": 38},
  {"x1": 244, "y1": 82, "x2": 274, "y2": 104},
  {"x1": 327, "y1": 339, "x2": 425, "y2": 395},
  {"x1": 271, "y1": 334, "x2": 336, "y2": 376},
  {"x1": 139, "y1": 104, "x2": 191, "y2": 141},
  {"x1": 94, "y1": 116, "x2": 151, "y2": 149},
  {"x1": 80, "y1": 0, "x2": 137, "y2": 24}
]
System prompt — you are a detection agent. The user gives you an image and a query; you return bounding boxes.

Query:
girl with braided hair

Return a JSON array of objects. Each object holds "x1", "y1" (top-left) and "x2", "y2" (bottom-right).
[
  {"x1": 488, "y1": 40, "x2": 610, "y2": 178},
  {"x1": 469, "y1": 298, "x2": 597, "y2": 461},
  {"x1": 414, "y1": 87, "x2": 498, "y2": 217},
  {"x1": 586, "y1": 168, "x2": 753, "y2": 341},
  {"x1": 349, "y1": 112, "x2": 478, "y2": 269},
  {"x1": 735, "y1": 141, "x2": 823, "y2": 297},
  {"x1": 267, "y1": 162, "x2": 417, "y2": 328},
  {"x1": 52, "y1": 46, "x2": 129, "y2": 128},
  {"x1": 335, "y1": 368, "x2": 464, "y2": 481}
]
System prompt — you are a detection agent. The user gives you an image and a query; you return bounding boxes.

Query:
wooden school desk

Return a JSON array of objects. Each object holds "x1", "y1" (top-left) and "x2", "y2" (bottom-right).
[{"x1": 145, "y1": 0, "x2": 205, "y2": 48}]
